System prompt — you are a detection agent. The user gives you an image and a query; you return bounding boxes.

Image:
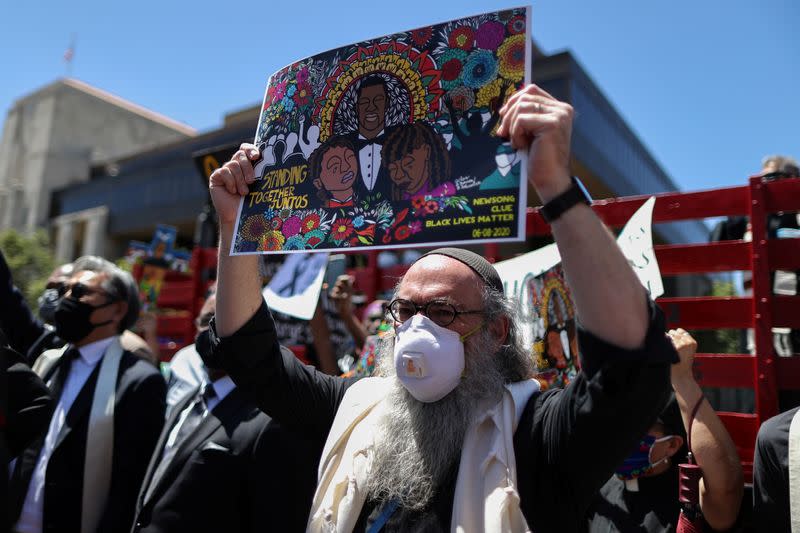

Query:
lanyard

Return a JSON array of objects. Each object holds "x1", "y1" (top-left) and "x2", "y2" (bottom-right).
[{"x1": 368, "y1": 500, "x2": 399, "y2": 533}]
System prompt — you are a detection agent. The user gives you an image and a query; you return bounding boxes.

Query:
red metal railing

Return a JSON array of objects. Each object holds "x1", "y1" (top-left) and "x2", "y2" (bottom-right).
[
  {"x1": 177, "y1": 177, "x2": 799, "y2": 481},
  {"x1": 349, "y1": 176, "x2": 800, "y2": 481}
]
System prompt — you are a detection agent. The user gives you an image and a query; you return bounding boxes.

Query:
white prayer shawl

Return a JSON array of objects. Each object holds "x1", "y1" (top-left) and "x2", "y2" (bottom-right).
[
  {"x1": 307, "y1": 377, "x2": 540, "y2": 532},
  {"x1": 789, "y1": 407, "x2": 800, "y2": 533},
  {"x1": 34, "y1": 337, "x2": 123, "y2": 533}
]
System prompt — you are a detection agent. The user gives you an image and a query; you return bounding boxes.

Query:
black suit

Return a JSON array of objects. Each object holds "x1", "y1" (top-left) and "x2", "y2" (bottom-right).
[
  {"x1": 2, "y1": 344, "x2": 53, "y2": 531},
  {"x1": 344, "y1": 130, "x2": 394, "y2": 203},
  {"x1": 132, "y1": 384, "x2": 318, "y2": 533},
  {"x1": 9, "y1": 347, "x2": 166, "y2": 533}
]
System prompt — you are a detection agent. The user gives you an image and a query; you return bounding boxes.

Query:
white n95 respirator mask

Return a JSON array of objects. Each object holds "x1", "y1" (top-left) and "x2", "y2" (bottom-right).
[{"x1": 393, "y1": 314, "x2": 480, "y2": 403}]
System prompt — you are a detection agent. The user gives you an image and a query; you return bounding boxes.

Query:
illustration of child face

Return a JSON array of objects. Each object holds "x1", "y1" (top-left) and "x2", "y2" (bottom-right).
[
  {"x1": 316, "y1": 146, "x2": 357, "y2": 195},
  {"x1": 388, "y1": 144, "x2": 431, "y2": 195}
]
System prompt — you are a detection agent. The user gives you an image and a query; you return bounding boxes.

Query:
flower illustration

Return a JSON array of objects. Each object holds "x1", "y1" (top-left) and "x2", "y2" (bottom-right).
[
  {"x1": 409, "y1": 220, "x2": 422, "y2": 234},
  {"x1": 447, "y1": 86, "x2": 475, "y2": 112},
  {"x1": 293, "y1": 82, "x2": 312, "y2": 107},
  {"x1": 237, "y1": 240, "x2": 259, "y2": 253},
  {"x1": 240, "y1": 214, "x2": 269, "y2": 241},
  {"x1": 279, "y1": 208, "x2": 292, "y2": 219},
  {"x1": 284, "y1": 235, "x2": 306, "y2": 250},
  {"x1": 411, "y1": 197, "x2": 427, "y2": 211},
  {"x1": 475, "y1": 21, "x2": 505, "y2": 50},
  {"x1": 280, "y1": 95, "x2": 295, "y2": 112},
  {"x1": 439, "y1": 48, "x2": 468, "y2": 91},
  {"x1": 352, "y1": 215, "x2": 365, "y2": 228},
  {"x1": 282, "y1": 215, "x2": 302, "y2": 237},
  {"x1": 301, "y1": 213, "x2": 321, "y2": 233},
  {"x1": 462, "y1": 50, "x2": 498, "y2": 89},
  {"x1": 410, "y1": 27, "x2": 433, "y2": 48},
  {"x1": 260, "y1": 230, "x2": 286, "y2": 251},
  {"x1": 448, "y1": 26, "x2": 474, "y2": 51},
  {"x1": 476, "y1": 78, "x2": 504, "y2": 109},
  {"x1": 331, "y1": 218, "x2": 354, "y2": 241},
  {"x1": 264, "y1": 208, "x2": 276, "y2": 220},
  {"x1": 507, "y1": 15, "x2": 526, "y2": 35},
  {"x1": 497, "y1": 34, "x2": 526, "y2": 82},
  {"x1": 424, "y1": 200, "x2": 439, "y2": 214},
  {"x1": 303, "y1": 229, "x2": 325, "y2": 248},
  {"x1": 273, "y1": 80, "x2": 288, "y2": 101},
  {"x1": 296, "y1": 66, "x2": 310, "y2": 85},
  {"x1": 394, "y1": 225, "x2": 412, "y2": 241},
  {"x1": 286, "y1": 84, "x2": 297, "y2": 97},
  {"x1": 270, "y1": 217, "x2": 283, "y2": 231}
]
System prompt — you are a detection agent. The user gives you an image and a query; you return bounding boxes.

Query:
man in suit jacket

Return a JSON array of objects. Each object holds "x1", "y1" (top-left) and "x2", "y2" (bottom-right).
[
  {"x1": 9, "y1": 255, "x2": 166, "y2": 533},
  {"x1": 2, "y1": 330, "x2": 53, "y2": 531},
  {"x1": 131, "y1": 341, "x2": 318, "y2": 533}
]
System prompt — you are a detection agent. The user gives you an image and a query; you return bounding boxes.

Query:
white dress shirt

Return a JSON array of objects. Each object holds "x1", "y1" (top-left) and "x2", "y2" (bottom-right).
[
  {"x1": 358, "y1": 130, "x2": 384, "y2": 191},
  {"x1": 15, "y1": 337, "x2": 115, "y2": 533}
]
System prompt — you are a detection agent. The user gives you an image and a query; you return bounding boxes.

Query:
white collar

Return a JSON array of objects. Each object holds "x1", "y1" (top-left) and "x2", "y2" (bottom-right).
[
  {"x1": 77, "y1": 336, "x2": 116, "y2": 366},
  {"x1": 357, "y1": 129, "x2": 385, "y2": 141}
]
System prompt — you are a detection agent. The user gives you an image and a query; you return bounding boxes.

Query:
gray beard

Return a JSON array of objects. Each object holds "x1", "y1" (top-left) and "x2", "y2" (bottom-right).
[{"x1": 365, "y1": 329, "x2": 509, "y2": 510}]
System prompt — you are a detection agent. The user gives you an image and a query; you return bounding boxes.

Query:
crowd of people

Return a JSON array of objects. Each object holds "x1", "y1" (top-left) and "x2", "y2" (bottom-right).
[{"x1": 1, "y1": 84, "x2": 799, "y2": 532}]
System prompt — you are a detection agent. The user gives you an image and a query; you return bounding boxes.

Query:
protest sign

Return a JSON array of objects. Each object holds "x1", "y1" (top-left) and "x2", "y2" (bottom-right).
[
  {"x1": 494, "y1": 197, "x2": 663, "y2": 387},
  {"x1": 231, "y1": 7, "x2": 531, "y2": 254},
  {"x1": 124, "y1": 224, "x2": 192, "y2": 310},
  {"x1": 262, "y1": 253, "x2": 330, "y2": 320}
]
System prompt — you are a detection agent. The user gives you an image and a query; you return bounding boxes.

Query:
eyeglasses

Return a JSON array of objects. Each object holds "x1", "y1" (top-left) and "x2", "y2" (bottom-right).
[
  {"x1": 388, "y1": 298, "x2": 484, "y2": 327},
  {"x1": 64, "y1": 282, "x2": 114, "y2": 301}
]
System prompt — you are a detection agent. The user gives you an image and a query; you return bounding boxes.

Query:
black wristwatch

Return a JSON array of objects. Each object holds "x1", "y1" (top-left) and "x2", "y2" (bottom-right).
[{"x1": 540, "y1": 176, "x2": 592, "y2": 223}]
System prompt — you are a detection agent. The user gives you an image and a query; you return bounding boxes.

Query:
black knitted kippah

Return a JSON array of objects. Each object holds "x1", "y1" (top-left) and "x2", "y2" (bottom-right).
[{"x1": 418, "y1": 247, "x2": 504, "y2": 294}]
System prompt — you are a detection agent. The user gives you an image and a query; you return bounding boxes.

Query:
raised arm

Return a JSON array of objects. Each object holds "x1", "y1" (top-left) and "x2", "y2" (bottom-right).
[
  {"x1": 668, "y1": 329, "x2": 743, "y2": 531},
  {"x1": 498, "y1": 85, "x2": 647, "y2": 349},
  {"x1": 209, "y1": 144, "x2": 264, "y2": 336},
  {"x1": 206, "y1": 144, "x2": 355, "y2": 439}
]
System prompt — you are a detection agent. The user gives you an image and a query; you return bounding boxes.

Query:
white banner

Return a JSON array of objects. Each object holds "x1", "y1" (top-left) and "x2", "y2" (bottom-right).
[
  {"x1": 616, "y1": 197, "x2": 663, "y2": 299},
  {"x1": 495, "y1": 196, "x2": 663, "y2": 300},
  {"x1": 262, "y1": 253, "x2": 329, "y2": 320}
]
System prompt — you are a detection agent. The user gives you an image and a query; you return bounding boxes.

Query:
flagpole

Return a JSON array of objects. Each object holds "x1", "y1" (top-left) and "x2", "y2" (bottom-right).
[{"x1": 64, "y1": 34, "x2": 76, "y2": 77}]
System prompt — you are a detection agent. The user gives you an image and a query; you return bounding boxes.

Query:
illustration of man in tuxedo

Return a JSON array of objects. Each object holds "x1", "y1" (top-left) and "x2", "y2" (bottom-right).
[{"x1": 347, "y1": 75, "x2": 393, "y2": 201}]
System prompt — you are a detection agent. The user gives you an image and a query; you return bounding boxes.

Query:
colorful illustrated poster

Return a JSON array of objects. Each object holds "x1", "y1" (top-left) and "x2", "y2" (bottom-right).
[
  {"x1": 495, "y1": 197, "x2": 663, "y2": 388},
  {"x1": 231, "y1": 7, "x2": 531, "y2": 254}
]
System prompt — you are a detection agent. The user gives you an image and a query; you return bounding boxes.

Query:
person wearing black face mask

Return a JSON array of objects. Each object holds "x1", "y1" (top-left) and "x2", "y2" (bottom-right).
[
  {"x1": 131, "y1": 291, "x2": 318, "y2": 533},
  {"x1": 8, "y1": 255, "x2": 166, "y2": 533},
  {"x1": 0, "y1": 251, "x2": 72, "y2": 362},
  {"x1": 0, "y1": 249, "x2": 157, "y2": 365}
]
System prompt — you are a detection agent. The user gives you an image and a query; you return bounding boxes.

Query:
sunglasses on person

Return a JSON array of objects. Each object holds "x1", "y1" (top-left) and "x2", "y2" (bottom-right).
[{"x1": 63, "y1": 282, "x2": 116, "y2": 301}]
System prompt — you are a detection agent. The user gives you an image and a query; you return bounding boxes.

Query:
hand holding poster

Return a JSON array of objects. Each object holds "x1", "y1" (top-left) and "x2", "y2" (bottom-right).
[
  {"x1": 232, "y1": 7, "x2": 531, "y2": 254},
  {"x1": 494, "y1": 197, "x2": 663, "y2": 388}
]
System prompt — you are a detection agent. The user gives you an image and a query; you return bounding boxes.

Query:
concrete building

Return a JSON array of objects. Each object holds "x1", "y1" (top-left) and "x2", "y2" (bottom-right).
[{"x1": 0, "y1": 78, "x2": 195, "y2": 260}]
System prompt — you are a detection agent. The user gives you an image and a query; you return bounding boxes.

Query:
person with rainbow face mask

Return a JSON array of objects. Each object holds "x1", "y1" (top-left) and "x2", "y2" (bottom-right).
[{"x1": 586, "y1": 329, "x2": 743, "y2": 532}]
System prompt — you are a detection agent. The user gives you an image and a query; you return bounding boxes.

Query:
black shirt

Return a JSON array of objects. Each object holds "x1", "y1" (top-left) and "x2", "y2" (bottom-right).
[
  {"x1": 205, "y1": 297, "x2": 676, "y2": 533},
  {"x1": 586, "y1": 468, "x2": 681, "y2": 532},
  {"x1": 753, "y1": 406, "x2": 799, "y2": 533}
]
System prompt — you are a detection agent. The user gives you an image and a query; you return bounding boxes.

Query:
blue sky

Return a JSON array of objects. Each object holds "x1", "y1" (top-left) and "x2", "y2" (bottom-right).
[{"x1": 2, "y1": 0, "x2": 797, "y2": 194}]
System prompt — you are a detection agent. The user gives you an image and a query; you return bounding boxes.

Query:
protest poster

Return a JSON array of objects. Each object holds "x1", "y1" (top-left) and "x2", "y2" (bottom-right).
[
  {"x1": 231, "y1": 7, "x2": 531, "y2": 255},
  {"x1": 262, "y1": 252, "x2": 330, "y2": 320},
  {"x1": 494, "y1": 197, "x2": 663, "y2": 388},
  {"x1": 123, "y1": 225, "x2": 192, "y2": 310},
  {"x1": 125, "y1": 224, "x2": 191, "y2": 273}
]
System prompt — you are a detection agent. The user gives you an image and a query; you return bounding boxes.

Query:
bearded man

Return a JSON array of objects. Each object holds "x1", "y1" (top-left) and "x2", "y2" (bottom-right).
[{"x1": 204, "y1": 84, "x2": 676, "y2": 532}]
